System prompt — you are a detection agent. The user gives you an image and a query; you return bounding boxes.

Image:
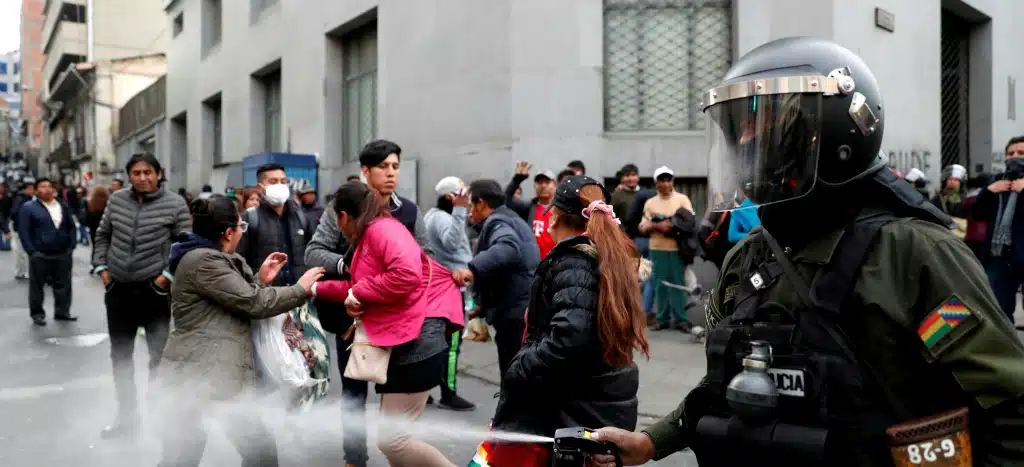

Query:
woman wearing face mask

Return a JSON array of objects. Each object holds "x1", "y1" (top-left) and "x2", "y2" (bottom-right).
[
  {"x1": 479, "y1": 176, "x2": 651, "y2": 467},
  {"x1": 311, "y1": 181, "x2": 464, "y2": 467},
  {"x1": 155, "y1": 194, "x2": 325, "y2": 466}
]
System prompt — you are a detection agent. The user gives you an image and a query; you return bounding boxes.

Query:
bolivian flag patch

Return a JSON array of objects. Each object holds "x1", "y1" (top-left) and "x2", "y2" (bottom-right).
[{"x1": 918, "y1": 295, "x2": 974, "y2": 350}]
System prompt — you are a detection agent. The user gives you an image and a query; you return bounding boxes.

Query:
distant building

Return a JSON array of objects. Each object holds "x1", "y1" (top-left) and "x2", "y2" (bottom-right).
[
  {"x1": 45, "y1": 55, "x2": 167, "y2": 186},
  {"x1": 0, "y1": 50, "x2": 22, "y2": 119},
  {"x1": 41, "y1": 0, "x2": 168, "y2": 182},
  {"x1": 21, "y1": 0, "x2": 46, "y2": 156}
]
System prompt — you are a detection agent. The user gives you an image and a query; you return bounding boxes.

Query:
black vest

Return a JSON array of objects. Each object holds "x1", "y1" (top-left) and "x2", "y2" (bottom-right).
[{"x1": 691, "y1": 213, "x2": 909, "y2": 467}]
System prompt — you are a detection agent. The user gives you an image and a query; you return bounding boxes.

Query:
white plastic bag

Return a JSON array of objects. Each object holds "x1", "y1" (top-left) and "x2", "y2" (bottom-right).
[{"x1": 252, "y1": 314, "x2": 316, "y2": 388}]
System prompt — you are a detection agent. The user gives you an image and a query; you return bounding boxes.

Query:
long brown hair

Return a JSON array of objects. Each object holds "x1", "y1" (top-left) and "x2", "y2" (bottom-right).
[
  {"x1": 556, "y1": 184, "x2": 650, "y2": 367},
  {"x1": 240, "y1": 187, "x2": 261, "y2": 212},
  {"x1": 331, "y1": 181, "x2": 392, "y2": 246},
  {"x1": 87, "y1": 186, "x2": 109, "y2": 214}
]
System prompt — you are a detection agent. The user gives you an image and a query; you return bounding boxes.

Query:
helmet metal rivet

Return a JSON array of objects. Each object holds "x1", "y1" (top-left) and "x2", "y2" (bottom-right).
[
  {"x1": 756, "y1": 82, "x2": 763, "y2": 90},
  {"x1": 810, "y1": 80, "x2": 818, "y2": 87}
]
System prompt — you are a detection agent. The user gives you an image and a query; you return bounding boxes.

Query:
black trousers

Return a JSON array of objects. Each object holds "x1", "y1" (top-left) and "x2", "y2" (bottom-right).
[
  {"x1": 29, "y1": 251, "x2": 73, "y2": 319},
  {"x1": 104, "y1": 280, "x2": 172, "y2": 420},
  {"x1": 336, "y1": 331, "x2": 370, "y2": 466},
  {"x1": 493, "y1": 319, "x2": 526, "y2": 384}
]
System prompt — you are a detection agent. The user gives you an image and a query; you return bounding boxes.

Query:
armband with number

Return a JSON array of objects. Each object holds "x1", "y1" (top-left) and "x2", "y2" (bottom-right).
[{"x1": 886, "y1": 407, "x2": 972, "y2": 466}]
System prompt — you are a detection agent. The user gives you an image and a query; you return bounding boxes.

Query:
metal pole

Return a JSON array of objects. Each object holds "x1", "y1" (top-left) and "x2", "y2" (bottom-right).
[{"x1": 86, "y1": 0, "x2": 95, "y2": 61}]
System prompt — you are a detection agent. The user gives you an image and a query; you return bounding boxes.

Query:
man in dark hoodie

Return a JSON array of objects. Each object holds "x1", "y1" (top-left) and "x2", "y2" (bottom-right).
[{"x1": 453, "y1": 179, "x2": 540, "y2": 382}]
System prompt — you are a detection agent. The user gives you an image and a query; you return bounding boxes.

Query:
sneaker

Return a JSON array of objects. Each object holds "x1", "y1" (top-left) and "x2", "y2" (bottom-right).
[
  {"x1": 677, "y1": 322, "x2": 694, "y2": 333},
  {"x1": 439, "y1": 394, "x2": 476, "y2": 411},
  {"x1": 652, "y1": 322, "x2": 671, "y2": 331}
]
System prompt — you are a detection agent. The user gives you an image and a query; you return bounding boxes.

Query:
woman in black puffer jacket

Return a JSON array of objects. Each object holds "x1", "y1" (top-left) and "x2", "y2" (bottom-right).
[{"x1": 485, "y1": 176, "x2": 651, "y2": 467}]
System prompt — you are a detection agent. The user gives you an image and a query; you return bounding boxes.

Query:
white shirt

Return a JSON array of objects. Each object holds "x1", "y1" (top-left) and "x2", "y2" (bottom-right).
[{"x1": 41, "y1": 199, "x2": 63, "y2": 229}]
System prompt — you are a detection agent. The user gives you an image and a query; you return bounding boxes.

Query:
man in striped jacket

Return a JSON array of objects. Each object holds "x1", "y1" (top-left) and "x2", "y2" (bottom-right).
[{"x1": 92, "y1": 153, "x2": 191, "y2": 440}]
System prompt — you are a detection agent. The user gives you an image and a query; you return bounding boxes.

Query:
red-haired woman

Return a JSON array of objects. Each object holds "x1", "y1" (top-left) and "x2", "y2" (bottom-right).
[{"x1": 482, "y1": 175, "x2": 651, "y2": 467}]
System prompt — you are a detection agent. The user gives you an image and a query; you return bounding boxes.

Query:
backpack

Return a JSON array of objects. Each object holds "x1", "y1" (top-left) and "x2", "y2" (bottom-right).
[{"x1": 691, "y1": 212, "x2": 911, "y2": 466}]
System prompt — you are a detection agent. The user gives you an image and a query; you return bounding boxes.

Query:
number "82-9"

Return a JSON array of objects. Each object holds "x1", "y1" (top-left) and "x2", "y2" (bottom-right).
[{"x1": 907, "y1": 439, "x2": 956, "y2": 464}]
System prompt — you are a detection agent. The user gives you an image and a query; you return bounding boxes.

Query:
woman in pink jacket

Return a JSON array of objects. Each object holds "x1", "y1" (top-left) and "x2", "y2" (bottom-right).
[{"x1": 313, "y1": 181, "x2": 463, "y2": 467}]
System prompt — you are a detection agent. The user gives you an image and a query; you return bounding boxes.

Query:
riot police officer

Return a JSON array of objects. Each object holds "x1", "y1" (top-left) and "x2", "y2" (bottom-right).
[{"x1": 591, "y1": 36, "x2": 1024, "y2": 466}]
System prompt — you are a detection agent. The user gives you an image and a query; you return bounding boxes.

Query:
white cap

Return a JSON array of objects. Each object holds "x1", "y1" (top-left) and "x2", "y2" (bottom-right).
[
  {"x1": 654, "y1": 166, "x2": 675, "y2": 179},
  {"x1": 904, "y1": 168, "x2": 927, "y2": 183},
  {"x1": 434, "y1": 176, "x2": 464, "y2": 196}
]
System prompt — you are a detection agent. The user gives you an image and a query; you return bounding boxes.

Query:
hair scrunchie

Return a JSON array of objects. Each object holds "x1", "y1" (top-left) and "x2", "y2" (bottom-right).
[{"x1": 582, "y1": 200, "x2": 621, "y2": 225}]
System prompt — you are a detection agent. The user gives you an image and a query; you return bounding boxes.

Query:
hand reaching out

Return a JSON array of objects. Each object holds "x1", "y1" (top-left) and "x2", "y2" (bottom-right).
[
  {"x1": 259, "y1": 252, "x2": 288, "y2": 285},
  {"x1": 452, "y1": 268, "x2": 474, "y2": 286}
]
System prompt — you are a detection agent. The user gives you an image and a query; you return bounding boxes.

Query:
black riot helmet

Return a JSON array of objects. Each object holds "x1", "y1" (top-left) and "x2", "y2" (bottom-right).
[{"x1": 704, "y1": 37, "x2": 886, "y2": 210}]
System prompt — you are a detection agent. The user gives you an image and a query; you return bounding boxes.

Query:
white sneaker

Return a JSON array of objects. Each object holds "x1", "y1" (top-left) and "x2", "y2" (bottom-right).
[{"x1": 690, "y1": 325, "x2": 706, "y2": 337}]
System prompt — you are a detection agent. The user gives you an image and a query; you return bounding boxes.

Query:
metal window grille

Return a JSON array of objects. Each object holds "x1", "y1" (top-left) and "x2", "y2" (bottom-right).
[
  {"x1": 343, "y1": 24, "x2": 378, "y2": 163},
  {"x1": 604, "y1": 0, "x2": 732, "y2": 132},
  {"x1": 939, "y1": 11, "x2": 970, "y2": 171}
]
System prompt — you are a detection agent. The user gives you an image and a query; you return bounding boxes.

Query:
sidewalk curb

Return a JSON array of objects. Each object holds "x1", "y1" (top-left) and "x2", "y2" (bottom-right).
[{"x1": 457, "y1": 366, "x2": 665, "y2": 420}]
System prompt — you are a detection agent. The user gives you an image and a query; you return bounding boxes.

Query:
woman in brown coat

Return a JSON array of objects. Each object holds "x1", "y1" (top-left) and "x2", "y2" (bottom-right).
[{"x1": 156, "y1": 194, "x2": 325, "y2": 467}]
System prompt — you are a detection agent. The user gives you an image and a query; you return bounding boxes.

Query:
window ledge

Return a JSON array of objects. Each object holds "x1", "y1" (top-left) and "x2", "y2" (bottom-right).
[{"x1": 602, "y1": 130, "x2": 704, "y2": 139}]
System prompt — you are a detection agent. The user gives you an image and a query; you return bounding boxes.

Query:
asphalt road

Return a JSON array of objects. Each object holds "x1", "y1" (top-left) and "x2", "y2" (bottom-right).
[{"x1": 0, "y1": 249, "x2": 698, "y2": 466}]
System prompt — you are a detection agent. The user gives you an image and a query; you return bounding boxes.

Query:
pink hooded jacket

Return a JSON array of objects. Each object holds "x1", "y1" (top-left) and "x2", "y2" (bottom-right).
[{"x1": 314, "y1": 217, "x2": 465, "y2": 347}]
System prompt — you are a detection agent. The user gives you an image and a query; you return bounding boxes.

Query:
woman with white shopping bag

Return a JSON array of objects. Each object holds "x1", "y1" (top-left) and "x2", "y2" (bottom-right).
[
  {"x1": 313, "y1": 181, "x2": 465, "y2": 467},
  {"x1": 157, "y1": 194, "x2": 325, "y2": 467}
]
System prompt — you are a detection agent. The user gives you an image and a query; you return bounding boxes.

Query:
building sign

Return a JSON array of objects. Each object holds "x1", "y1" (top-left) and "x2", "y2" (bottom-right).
[{"x1": 875, "y1": 8, "x2": 895, "y2": 33}]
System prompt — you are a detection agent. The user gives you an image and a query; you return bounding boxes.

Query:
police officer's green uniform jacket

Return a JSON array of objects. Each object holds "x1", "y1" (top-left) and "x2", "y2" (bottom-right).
[{"x1": 642, "y1": 211, "x2": 1024, "y2": 464}]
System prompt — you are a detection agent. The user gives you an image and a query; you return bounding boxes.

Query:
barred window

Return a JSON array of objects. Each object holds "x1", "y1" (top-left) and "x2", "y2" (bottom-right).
[
  {"x1": 343, "y1": 23, "x2": 378, "y2": 163},
  {"x1": 604, "y1": 0, "x2": 732, "y2": 132}
]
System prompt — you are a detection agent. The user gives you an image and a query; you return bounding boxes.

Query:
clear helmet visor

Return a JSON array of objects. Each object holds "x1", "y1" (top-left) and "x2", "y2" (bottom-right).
[{"x1": 705, "y1": 93, "x2": 823, "y2": 212}]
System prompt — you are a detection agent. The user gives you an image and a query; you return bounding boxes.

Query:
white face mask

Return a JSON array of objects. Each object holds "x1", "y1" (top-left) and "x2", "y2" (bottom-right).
[{"x1": 263, "y1": 183, "x2": 290, "y2": 206}]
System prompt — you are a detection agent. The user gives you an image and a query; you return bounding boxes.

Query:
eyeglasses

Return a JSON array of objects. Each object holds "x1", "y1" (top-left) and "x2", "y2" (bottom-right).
[{"x1": 237, "y1": 221, "x2": 249, "y2": 233}]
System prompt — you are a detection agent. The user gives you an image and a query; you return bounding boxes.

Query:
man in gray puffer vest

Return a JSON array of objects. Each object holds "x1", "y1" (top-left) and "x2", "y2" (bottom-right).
[{"x1": 92, "y1": 153, "x2": 191, "y2": 439}]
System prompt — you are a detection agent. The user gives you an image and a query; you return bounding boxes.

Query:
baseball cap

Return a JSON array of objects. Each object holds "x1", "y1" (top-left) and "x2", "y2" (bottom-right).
[
  {"x1": 296, "y1": 179, "x2": 316, "y2": 195},
  {"x1": 434, "y1": 176, "x2": 464, "y2": 196},
  {"x1": 534, "y1": 170, "x2": 556, "y2": 182},
  {"x1": 543, "y1": 175, "x2": 612, "y2": 216},
  {"x1": 654, "y1": 166, "x2": 675, "y2": 180}
]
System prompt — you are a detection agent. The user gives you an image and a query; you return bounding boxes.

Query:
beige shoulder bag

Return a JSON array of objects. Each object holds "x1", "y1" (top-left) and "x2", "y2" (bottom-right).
[{"x1": 343, "y1": 258, "x2": 433, "y2": 384}]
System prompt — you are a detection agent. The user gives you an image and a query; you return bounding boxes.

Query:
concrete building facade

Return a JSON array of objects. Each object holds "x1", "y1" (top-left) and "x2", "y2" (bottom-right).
[
  {"x1": 164, "y1": 0, "x2": 1024, "y2": 205},
  {"x1": 21, "y1": 0, "x2": 46, "y2": 154},
  {"x1": 41, "y1": 0, "x2": 169, "y2": 180}
]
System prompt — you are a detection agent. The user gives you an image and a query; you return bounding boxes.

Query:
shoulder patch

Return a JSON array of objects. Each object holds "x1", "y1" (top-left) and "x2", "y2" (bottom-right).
[{"x1": 917, "y1": 295, "x2": 979, "y2": 355}]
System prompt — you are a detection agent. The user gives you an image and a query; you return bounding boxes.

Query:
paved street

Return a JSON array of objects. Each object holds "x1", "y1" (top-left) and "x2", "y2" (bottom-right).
[
  {"x1": 0, "y1": 247, "x2": 701, "y2": 466},
  {"x1": 0, "y1": 247, "x2": 1019, "y2": 466}
]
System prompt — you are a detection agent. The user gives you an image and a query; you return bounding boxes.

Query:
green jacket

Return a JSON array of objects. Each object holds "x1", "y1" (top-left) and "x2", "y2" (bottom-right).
[{"x1": 644, "y1": 215, "x2": 1024, "y2": 461}]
